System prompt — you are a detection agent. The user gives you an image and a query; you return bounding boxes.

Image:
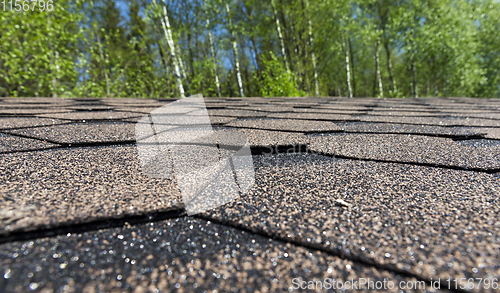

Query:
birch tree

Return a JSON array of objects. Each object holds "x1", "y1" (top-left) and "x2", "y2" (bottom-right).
[
  {"x1": 348, "y1": 38, "x2": 356, "y2": 97},
  {"x1": 203, "y1": 0, "x2": 221, "y2": 97},
  {"x1": 271, "y1": 0, "x2": 290, "y2": 73},
  {"x1": 374, "y1": 40, "x2": 383, "y2": 97},
  {"x1": 304, "y1": 0, "x2": 319, "y2": 96},
  {"x1": 225, "y1": 2, "x2": 244, "y2": 97},
  {"x1": 374, "y1": 0, "x2": 397, "y2": 95},
  {"x1": 94, "y1": 28, "x2": 110, "y2": 97},
  {"x1": 341, "y1": 31, "x2": 353, "y2": 98},
  {"x1": 2, "y1": 0, "x2": 498, "y2": 98},
  {"x1": 153, "y1": 0, "x2": 185, "y2": 97}
]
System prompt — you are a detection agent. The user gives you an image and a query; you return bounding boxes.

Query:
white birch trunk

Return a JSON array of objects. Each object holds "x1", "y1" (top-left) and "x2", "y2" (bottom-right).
[
  {"x1": 342, "y1": 31, "x2": 353, "y2": 98},
  {"x1": 271, "y1": 0, "x2": 289, "y2": 73},
  {"x1": 95, "y1": 32, "x2": 110, "y2": 97},
  {"x1": 176, "y1": 46, "x2": 187, "y2": 80},
  {"x1": 153, "y1": 0, "x2": 185, "y2": 97},
  {"x1": 232, "y1": 41, "x2": 244, "y2": 97},
  {"x1": 51, "y1": 50, "x2": 60, "y2": 98},
  {"x1": 48, "y1": 17, "x2": 59, "y2": 98},
  {"x1": 309, "y1": 20, "x2": 319, "y2": 96},
  {"x1": 204, "y1": 1, "x2": 221, "y2": 97},
  {"x1": 375, "y1": 41, "x2": 383, "y2": 97},
  {"x1": 225, "y1": 3, "x2": 244, "y2": 97},
  {"x1": 207, "y1": 24, "x2": 221, "y2": 97},
  {"x1": 305, "y1": 0, "x2": 319, "y2": 96},
  {"x1": 412, "y1": 61, "x2": 418, "y2": 98}
]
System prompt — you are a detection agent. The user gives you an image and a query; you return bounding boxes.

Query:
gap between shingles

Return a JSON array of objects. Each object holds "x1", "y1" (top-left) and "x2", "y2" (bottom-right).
[
  {"x1": 1, "y1": 130, "x2": 498, "y2": 173},
  {"x1": 0, "y1": 121, "x2": 75, "y2": 131},
  {"x1": 0, "y1": 205, "x2": 465, "y2": 292},
  {"x1": 223, "y1": 105, "x2": 500, "y2": 120},
  {"x1": 225, "y1": 115, "x2": 500, "y2": 129},
  {"x1": 194, "y1": 213, "x2": 467, "y2": 293},
  {"x1": 250, "y1": 144, "x2": 500, "y2": 174},
  {"x1": 0, "y1": 208, "x2": 187, "y2": 244},
  {"x1": 223, "y1": 125, "x2": 491, "y2": 140}
]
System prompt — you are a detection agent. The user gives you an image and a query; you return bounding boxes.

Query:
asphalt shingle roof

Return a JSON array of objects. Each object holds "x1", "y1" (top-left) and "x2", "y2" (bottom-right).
[{"x1": 0, "y1": 97, "x2": 499, "y2": 292}]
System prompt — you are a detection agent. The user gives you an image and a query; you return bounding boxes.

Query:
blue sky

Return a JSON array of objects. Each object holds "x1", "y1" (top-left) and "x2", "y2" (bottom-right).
[
  {"x1": 115, "y1": 1, "x2": 130, "y2": 21},
  {"x1": 109, "y1": 0, "x2": 251, "y2": 70}
]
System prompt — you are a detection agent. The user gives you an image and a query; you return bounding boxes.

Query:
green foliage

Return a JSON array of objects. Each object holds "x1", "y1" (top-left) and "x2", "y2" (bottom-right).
[
  {"x1": 0, "y1": 0, "x2": 499, "y2": 98},
  {"x1": 259, "y1": 52, "x2": 304, "y2": 97},
  {"x1": 0, "y1": 0, "x2": 83, "y2": 97},
  {"x1": 189, "y1": 58, "x2": 219, "y2": 96},
  {"x1": 476, "y1": 0, "x2": 500, "y2": 98}
]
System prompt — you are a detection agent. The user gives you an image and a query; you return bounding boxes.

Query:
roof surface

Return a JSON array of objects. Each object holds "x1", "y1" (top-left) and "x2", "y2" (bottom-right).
[{"x1": 0, "y1": 97, "x2": 499, "y2": 292}]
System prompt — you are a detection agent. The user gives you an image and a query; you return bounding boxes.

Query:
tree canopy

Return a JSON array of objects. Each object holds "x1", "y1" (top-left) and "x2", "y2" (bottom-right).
[{"x1": 1, "y1": 0, "x2": 499, "y2": 98}]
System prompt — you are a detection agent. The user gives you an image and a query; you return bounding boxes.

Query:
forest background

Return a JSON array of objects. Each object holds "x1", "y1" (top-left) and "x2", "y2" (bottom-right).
[{"x1": 1, "y1": 0, "x2": 500, "y2": 98}]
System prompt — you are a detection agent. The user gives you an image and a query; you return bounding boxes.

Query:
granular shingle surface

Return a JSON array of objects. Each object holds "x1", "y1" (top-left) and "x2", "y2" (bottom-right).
[
  {"x1": 204, "y1": 154, "x2": 500, "y2": 288},
  {"x1": 0, "y1": 117, "x2": 68, "y2": 130},
  {"x1": 0, "y1": 109, "x2": 71, "y2": 115},
  {"x1": 227, "y1": 118, "x2": 342, "y2": 132},
  {"x1": 336, "y1": 122, "x2": 487, "y2": 137},
  {"x1": 0, "y1": 217, "x2": 448, "y2": 293},
  {"x1": 222, "y1": 128, "x2": 308, "y2": 146},
  {"x1": 5, "y1": 122, "x2": 137, "y2": 144},
  {"x1": 0, "y1": 96, "x2": 499, "y2": 292},
  {"x1": 354, "y1": 115, "x2": 500, "y2": 127},
  {"x1": 0, "y1": 146, "x2": 182, "y2": 234},
  {"x1": 37, "y1": 111, "x2": 143, "y2": 121},
  {"x1": 308, "y1": 133, "x2": 500, "y2": 170},
  {"x1": 0, "y1": 133, "x2": 57, "y2": 152}
]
